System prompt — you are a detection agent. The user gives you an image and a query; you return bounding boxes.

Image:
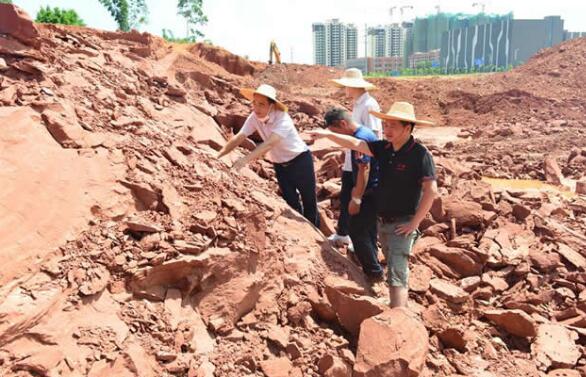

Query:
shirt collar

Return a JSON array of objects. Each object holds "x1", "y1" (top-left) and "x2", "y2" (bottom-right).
[
  {"x1": 256, "y1": 109, "x2": 277, "y2": 125},
  {"x1": 385, "y1": 136, "x2": 416, "y2": 154}
]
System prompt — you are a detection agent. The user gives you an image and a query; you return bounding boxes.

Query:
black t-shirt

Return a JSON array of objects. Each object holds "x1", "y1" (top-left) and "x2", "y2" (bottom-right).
[{"x1": 367, "y1": 137, "x2": 436, "y2": 217}]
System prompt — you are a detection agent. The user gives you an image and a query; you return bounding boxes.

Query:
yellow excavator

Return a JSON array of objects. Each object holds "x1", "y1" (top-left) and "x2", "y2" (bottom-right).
[{"x1": 269, "y1": 40, "x2": 281, "y2": 65}]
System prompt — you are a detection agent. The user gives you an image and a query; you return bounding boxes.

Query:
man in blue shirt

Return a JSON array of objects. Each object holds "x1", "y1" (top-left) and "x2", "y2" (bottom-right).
[{"x1": 323, "y1": 108, "x2": 383, "y2": 280}]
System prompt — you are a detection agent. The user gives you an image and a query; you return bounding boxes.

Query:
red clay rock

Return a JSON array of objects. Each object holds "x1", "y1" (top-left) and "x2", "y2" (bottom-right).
[
  {"x1": 544, "y1": 155, "x2": 564, "y2": 185},
  {"x1": 484, "y1": 309, "x2": 537, "y2": 337},
  {"x1": 576, "y1": 180, "x2": 586, "y2": 195},
  {"x1": 409, "y1": 264, "x2": 433, "y2": 293},
  {"x1": 430, "y1": 279, "x2": 469, "y2": 304},
  {"x1": 437, "y1": 327, "x2": 470, "y2": 352},
  {"x1": 324, "y1": 357, "x2": 352, "y2": 377},
  {"x1": 266, "y1": 324, "x2": 290, "y2": 349},
  {"x1": 41, "y1": 108, "x2": 89, "y2": 148},
  {"x1": 0, "y1": 4, "x2": 40, "y2": 45},
  {"x1": 190, "y1": 42, "x2": 256, "y2": 76},
  {"x1": 126, "y1": 219, "x2": 162, "y2": 233},
  {"x1": 259, "y1": 357, "x2": 293, "y2": 377},
  {"x1": 319, "y1": 207, "x2": 337, "y2": 237},
  {"x1": 531, "y1": 323, "x2": 580, "y2": 369},
  {"x1": 325, "y1": 284, "x2": 385, "y2": 337},
  {"x1": 428, "y1": 245, "x2": 482, "y2": 277},
  {"x1": 512, "y1": 203, "x2": 532, "y2": 221},
  {"x1": 354, "y1": 308, "x2": 428, "y2": 377},
  {"x1": 547, "y1": 369, "x2": 581, "y2": 377},
  {"x1": 555, "y1": 243, "x2": 586, "y2": 270},
  {"x1": 431, "y1": 197, "x2": 484, "y2": 228}
]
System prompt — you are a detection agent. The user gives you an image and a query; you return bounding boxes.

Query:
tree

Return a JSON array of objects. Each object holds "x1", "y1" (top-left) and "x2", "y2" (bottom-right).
[
  {"x1": 0, "y1": 0, "x2": 13, "y2": 3},
  {"x1": 98, "y1": 0, "x2": 147, "y2": 32},
  {"x1": 36, "y1": 6, "x2": 85, "y2": 26},
  {"x1": 162, "y1": 28, "x2": 192, "y2": 43},
  {"x1": 177, "y1": 0, "x2": 208, "y2": 40}
]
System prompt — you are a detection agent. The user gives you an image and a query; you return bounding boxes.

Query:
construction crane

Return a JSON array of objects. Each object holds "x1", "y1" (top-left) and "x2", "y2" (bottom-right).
[
  {"x1": 269, "y1": 40, "x2": 281, "y2": 65},
  {"x1": 472, "y1": 2, "x2": 486, "y2": 13},
  {"x1": 400, "y1": 5, "x2": 414, "y2": 19},
  {"x1": 389, "y1": 6, "x2": 397, "y2": 21}
]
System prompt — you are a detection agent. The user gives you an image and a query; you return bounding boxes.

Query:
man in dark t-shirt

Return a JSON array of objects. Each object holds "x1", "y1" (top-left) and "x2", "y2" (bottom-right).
[
  {"x1": 323, "y1": 108, "x2": 383, "y2": 280},
  {"x1": 309, "y1": 102, "x2": 438, "y2": 308}
]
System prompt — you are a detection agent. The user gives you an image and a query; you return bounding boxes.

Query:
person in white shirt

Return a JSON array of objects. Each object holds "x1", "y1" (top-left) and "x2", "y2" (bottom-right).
[
  {"x1": 217, "y1": 84, "x2": 319, "y2": 227},
  {"x1": 328, "y1": 68, "x2": 382, "y2": 249}
]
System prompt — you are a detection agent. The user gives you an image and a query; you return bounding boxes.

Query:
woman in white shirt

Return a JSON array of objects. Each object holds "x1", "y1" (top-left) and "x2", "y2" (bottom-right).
[{"x1": 217, "y1": 84, "x2": 319, "y2": 227}]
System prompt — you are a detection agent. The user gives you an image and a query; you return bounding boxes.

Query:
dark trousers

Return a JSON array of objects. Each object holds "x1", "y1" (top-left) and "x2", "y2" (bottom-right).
[
  {"x1": 273, "y1": 150, "x2": 320, "y2": 227},
  {"x1": 349, "y1": 194, "x2": 383, "y2": 277},
  {"x1": 337, "y1": 171, "x2": 354, "y2": 236}
]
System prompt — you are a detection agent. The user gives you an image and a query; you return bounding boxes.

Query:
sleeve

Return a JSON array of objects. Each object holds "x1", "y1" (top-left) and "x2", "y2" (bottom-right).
[
  {"x1": 363, "y1": 104, "x2": 382, "y2": 134},
  {"x1": 239, "y1": 113, "x2": 256, "y2": 137},
  {"x1": 270, "y1": 113, "x2": 293, "y2": 139},
  {"x1": 367, "y1": 140, "x2": 387, "y2": 161},
  {"x1": 354, "y1": 151, "x2": 371, "y2": 165},
  {"x1": 355, "y1": 132, "x2": 373, "y2": 164},
  {"x1": 420, "y1": 149, "x2": 437, "y2": 182}
]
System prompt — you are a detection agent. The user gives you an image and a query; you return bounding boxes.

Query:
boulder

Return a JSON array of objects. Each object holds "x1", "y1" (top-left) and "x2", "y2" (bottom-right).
[
  {"x1": 431, "y1": 197, "x2": 484, "y2": 228},
  {"x1": 428, "y1": 245, "x2": 482, "y2": 277},
  {"x1": 544, "y1": 155, "x2": 564, "y2": 185},
  {"x1": 430, "y1": 279, "x2": 469, "y2": 304},
  {"x1": 531, "y1": 324, "x2": 580, "y2": 369},
  {"x1": 484, "y1": 309, "x2": 537, "y2": 337},
  {"x1": 0, "y1": 4, "x2": 40, "y2": 46},
  {"x1": 354, "y1": 309, "x2": 429, "y2": 377}
]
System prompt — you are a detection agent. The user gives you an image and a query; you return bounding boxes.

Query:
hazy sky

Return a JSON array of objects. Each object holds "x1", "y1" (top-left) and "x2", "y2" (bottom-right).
[{"x1": 14, "y1": 0, "x2": 586, "y2": 64}]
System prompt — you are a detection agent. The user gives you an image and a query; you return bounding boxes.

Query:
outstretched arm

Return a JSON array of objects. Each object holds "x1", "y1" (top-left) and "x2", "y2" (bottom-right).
[
  {"x1": 217, "y1": 132, "x2": 248, "y2": 159},
  {"x1": 232, "y1": 133, "x2": 281, "y2": 171},
  {"x1": 306, "y1": 129, "x2": 373, "y2": 157}
]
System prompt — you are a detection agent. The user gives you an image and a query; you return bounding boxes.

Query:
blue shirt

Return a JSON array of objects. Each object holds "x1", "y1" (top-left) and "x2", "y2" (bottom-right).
[{"x1": 351, "y1": 126, "x2": 379, "y2": 191}]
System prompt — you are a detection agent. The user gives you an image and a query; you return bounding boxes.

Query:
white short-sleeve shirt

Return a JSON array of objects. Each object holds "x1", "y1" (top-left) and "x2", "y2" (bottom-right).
[
  {"x1": 240, "y1": 110, "x2": 308, "y2": 164},
  {"x1": 343, "y1": 92, "x2": 382, "y2": 171}
]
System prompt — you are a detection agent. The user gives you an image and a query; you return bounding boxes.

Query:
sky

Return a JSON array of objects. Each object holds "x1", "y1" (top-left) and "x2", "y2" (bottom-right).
[{"x1": 13, "y1": 0, "x2": 586, "y2": 64}]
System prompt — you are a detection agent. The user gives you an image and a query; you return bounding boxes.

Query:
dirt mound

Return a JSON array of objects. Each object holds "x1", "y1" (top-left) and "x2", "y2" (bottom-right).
[
  {"x1": 1, "y1": 4, "x2": 586, "y2": 377},
  {"x1": 189, "y1": 42, "x2": 256, "y2": 76},
  {"x1": 516, "y1": 37, "x2": 586, "y2": 85}
]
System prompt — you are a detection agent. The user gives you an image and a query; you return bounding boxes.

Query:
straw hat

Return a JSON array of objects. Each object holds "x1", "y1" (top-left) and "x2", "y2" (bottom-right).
[
  {"x1": 240, "y1": 84, "x2": 288, "y2": 112},
  {"x1": 369, "y1": 102, "x2": 435, "y2": 126},
  {"x1": 331, "y1": 68, "x2": 376, "y2": 90}
]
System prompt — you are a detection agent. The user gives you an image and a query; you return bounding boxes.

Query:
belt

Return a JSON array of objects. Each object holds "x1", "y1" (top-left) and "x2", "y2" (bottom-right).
[
  {"x1": 379, "y1": 214, "x2": 412, "y2": 224},
  {"x1": 274, "y1": 150, "x2": 309, "y2": 168}
]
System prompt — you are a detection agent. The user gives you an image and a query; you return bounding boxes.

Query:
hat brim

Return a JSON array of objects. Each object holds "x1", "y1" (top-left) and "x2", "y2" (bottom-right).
[
  {"x1": 240, "y1": 88, "x2": 288, "y2": 112},
  {"x1": 369, "y1": 110, "x2": 435, "y2": 126},
  {"x1": 331, "y1": 78, "x2": 376, "y2": 90}
]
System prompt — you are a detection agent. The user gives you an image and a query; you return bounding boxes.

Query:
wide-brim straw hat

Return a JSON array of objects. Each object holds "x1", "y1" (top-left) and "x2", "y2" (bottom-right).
[
  {"x1": 369, "y1": 101, "x2": 435, "y2": 126},
  {"x1": 331, "y1": 68, "x2": 376, "y2": 90},
  {"x1": 240, "y1": 84, "x2": 288, "y2": 112}
]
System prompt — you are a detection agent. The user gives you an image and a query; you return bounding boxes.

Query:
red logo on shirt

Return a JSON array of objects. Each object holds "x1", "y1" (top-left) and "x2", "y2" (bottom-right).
[{"x1": 395, "y1": 163, "x2": 408, "y2": 171}]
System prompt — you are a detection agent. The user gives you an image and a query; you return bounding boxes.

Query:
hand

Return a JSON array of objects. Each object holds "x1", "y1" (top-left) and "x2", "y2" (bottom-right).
[
  {"x1": 306, "y1": 129, "x2": 332, "y2": 140},
  {"x1": 231, "y1": 157, "x2": 247, "y2": 172},
  {"x1": 348, "y1": 200, "x2": 360, "y2": 216},
  {"x1": 395, "y1": 221, "x2": 419, "y2": 236}
]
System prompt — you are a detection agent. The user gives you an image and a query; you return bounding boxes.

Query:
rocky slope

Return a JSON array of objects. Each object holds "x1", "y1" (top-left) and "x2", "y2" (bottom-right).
[{"x1": 1, "y1": 4, "x2": 586, "y2": 377}]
